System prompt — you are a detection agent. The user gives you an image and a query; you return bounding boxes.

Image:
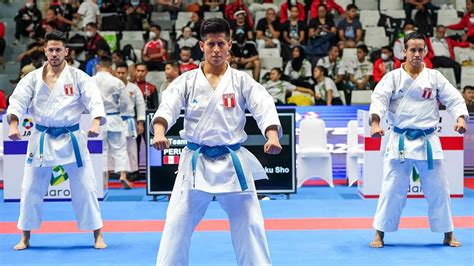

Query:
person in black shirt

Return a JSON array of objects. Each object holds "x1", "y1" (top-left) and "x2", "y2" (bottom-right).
[
  {"x1": 255, "y1": 7, "x2": 281, "y2": 50},
  {"x1": 14, "y1": 0, "x2": 43, "y2": 43},
  {"x1": 230, "y1": 10, "x2": 253, "y2": 40},
  {"x1": 230, "y1": 32, "x2": 261, "y2": 81},
  {"x1": 282, "y1": 6, "x2": 306, "y2": 61},
  {"x1": 307, "y1": 4, "x2": 337, "y2": 59}
]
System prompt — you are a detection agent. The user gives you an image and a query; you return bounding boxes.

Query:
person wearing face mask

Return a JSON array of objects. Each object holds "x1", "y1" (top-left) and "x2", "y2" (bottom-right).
[
  {"x1": 230, "y1": 32, "x2": 261, "y2": 81},
  {"x1": 449, "y1": 0, "x2": 474, "y2": 43},
  {"x1": 142, "y1": 24, "x2": 168, "y2": 71},
  {"x1": 373, "y1": 46, "x2": 401, "y2": 84},
  {"x1": 84, "y1": 22, "x2": 109, "y2": 61},
  {"x1": 14, "y1": 0, "x2": 42, "y2": 44}
]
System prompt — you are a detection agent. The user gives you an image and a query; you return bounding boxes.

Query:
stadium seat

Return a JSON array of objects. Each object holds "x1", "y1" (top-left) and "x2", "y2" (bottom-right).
[
  {"x1": 204, "y1": 12, "x2": 224, "y2": 19},
  {"x1": 355, "y1": 0, "x2": 378, "y2": 10},
  {"x1": 364, "y1": 27, "x2": 389, "y2": 48},
  {"x1": 360, "y1": 10, "x2": 380, "y2": 28},
  {"x1": 346, "y1": 120, "x2": 362, "y2": 187},
  {"x1": 436, "y1": 68, "x2": 457, "y2": 87},
  {"x1": 437, "y1": 9, "x2": 460, "y2": 26},
  {"x1": 382, "y1": 9, "x2": 406, "y2": 19},
  {"x1": 120, "y1": 39, "x2": 145, "y2": 50},
  {"x1": 122, "y1": 31, "x2": 145, "y2": 40},
  {"x1": 456, "y1": 0, "x2": 466, "y2": 12},
  {"x1": 351, "y1": 90, "x2": 373, "y2": 105},
  {"x1": 380, "y1": 0, "x2": 403, "y2": 11},
  {"x1": 342, "y1": 48, "x2": 357, "y2": 63},
  {"x1": 297, "y1": 118, "x2": 334, "y2": 188},
  {"x1": 147, "y1": 71, "x2": 166, "y2": 88},
  {"x1": 260, "y1": 57, "x2": 283, "y2": 69},
  {"x1": 151, "y1": 12, "x2": 171, "y2": 21},
  {"x1": 258, "y1": 48, "x2": 280, "y2": 57},
  {"x1": 461, "y1": 66, "x2": 474, "y2": 89},
  {"x1": 176, "y1": 12, "x2": 193, "y2": 30},
  {"x1": 453, "y1": 47, "x2": 473, "y2": 64}
]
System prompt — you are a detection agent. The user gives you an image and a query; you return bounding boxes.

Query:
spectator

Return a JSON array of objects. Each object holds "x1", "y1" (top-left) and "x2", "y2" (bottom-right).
[
  {"x1": 263, "y1": 67, "x2": 314, "y2": 105},
  {"x1": 427, "y1": 25, "x2": 473, "y2": 86},
  {"x1": 186, "y1": 11, "x2": 203, "y2": 38},
  {"x1": 123, "y1": 5, "x2": 145, "y2": 31},
  {"x1": 282, "y1": 5, "x2": 306, "y2": 60},
  {"x1": 0, "y1": 22, "x2": 5, "y2": 69},
  {"x1": 225, "y1": 0, "x2": 254, "y2": 29},
  {"x1": 284, "y1": 46, "x2": 313, "y2": 88},
  {"x1": 347, "y1": 44, "x2": 373, "y2": 91},
  {"x1": 405, "y1": 0, "x2": 438, "y2": 25},
  {"x1": 316, "y1": 45, "x2": 341, "y2": 80},
  {"x1": 178, "y1": 46, "x2": 198, "y2": 73},
  {"x1": 309, "y1": 0, "x2": 344, "y2": 19},
  {"x1": 307, "y1": 3, "x2": 337, "y2": 61},
  {"x1": 230, "y1": 10, "x2": 254, "y2": 40},
  {"x1": 76, "y1": 0, "x2": 100, "y2": 29},
  {"x1": 393, "y1": 21, "x2": 416, "y2": 61},
  {"x1": 337, "y1": 4, "x2": 362, "y2": 48},
  {"x1": 230, "y1": 32, "x2": 261, "y2": 81},
  {"x1": 14, "y1": 0, "x2": 42, "y2": 43},
  {"x1": 85, "y1": 42, "x2": 110, "y2": 76},
  {"x1": 85, "y1": 22, "x2": 110, "y2": 61},
  {"x1": 158, "y1": 60, "x2": 180, "y2": 104},
  {"x1": 142, "y1": 24, "x2": 168, "y2": 71},
  {"x1": 255, "y1": 7, "x2": 281, "y2": 50},
  {"x1": 134, "y1": 63, "x2": 159, "y2": 110},
  {"x1": 176, "y1": 26, "x2": 201, "y2": 60},
  {"x1": 463, "y1": 86, "x2": 474, "y2": 108},
  {"x1": 449, "y1": 0, "x2": 474, "y2": 43},
  {"x1": 42, "y1": 8, "x2": 74, "y2": 34},
  {"x1": 17, "y1": 41, "x2": 45, "y2": 68},
  {"x1": 155, "y1": 0, "x2": 182, "y2": 20},
  {"x1": 200, "y1": 0, "x2": 225, "y2": 13},
  {"x1": 313, "y1": 65, "x2": 343, "y2": 105},
  {"x1": 373, "y1": 46, "x2": 401, "y2": 83},
  {"x1": 279, "y1": 0, "x2": 306, "y2": 24},
  {"x1": 50, "y1": 0, "x2": 75, "y2": 24}
]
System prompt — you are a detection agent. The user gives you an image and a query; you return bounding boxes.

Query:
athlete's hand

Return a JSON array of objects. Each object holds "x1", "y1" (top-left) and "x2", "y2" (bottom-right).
[
  {"x1": 88, "y1": 118, "x2": 101, "y2": 138},
  {"x1": 370, "y1": 124, "x2": 384, "y2": 138},
  {"x1": 455, "y1": 116, "x2": 467, "y2": 134},
  {"x1": 8, "y1": 125, "x2": 21, "y2": 140},
  {"x1": 136, "y1": 121, "x2": 145, "y2": 135},
  {"x1": 264, "y1": 138, "x2": 282, "y2": 154},
  {"x1": 152, "y1": 134, "x2": 169, "y2": 150}
]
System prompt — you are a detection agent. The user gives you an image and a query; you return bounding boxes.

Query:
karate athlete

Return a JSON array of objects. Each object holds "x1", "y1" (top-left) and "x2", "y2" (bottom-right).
[
  {"x1": 7, "y1": 31, "x2": 107, "y2": 250},
  {"x1": 369, "y1": 32, "x2": 469, "y2": 248},
  {"x1": 91, "y1": 56, "x2": 132, "y2": 189},
  {"x1": 115, "y1": 63, "x2": 146, "y2": 178},
  {"x1": 151, "y1": 18, "x2": 282, "y2": 266}
]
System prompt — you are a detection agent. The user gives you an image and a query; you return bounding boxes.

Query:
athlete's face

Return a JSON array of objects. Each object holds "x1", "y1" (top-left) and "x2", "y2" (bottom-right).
[
  {"x1": 404, "y1": 38, "x2": 426, "y2": 68},
  {"x1": 200, "y1": 33, "x2": 232, "y2": 67},
  {"x1": 115, "y1": 67, "x2": 128, "y2": 82},
  {"x1": 44, "y1": 40, "x2": 68, "y2": 67}
]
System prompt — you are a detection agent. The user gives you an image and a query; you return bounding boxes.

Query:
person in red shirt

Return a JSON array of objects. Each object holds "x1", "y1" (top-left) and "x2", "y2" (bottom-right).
[
  {"x1": 224, "y1": 0, "x2": 254, "y2": 29},
  {"x1": 448, "y1": 0, "x2": 474, "y2": 43},
  {"x1": 373, "y1": 46, "x2": 401, "y2": 83},
  {"x1": 309, "y1": 0, "x2": 344, "y2": 19},
  {"x1": 279, "y1": 0, "x2": 306, "y2": 24},
  {"x1": 178, "y1": 46, "x2": 198, "y2": 73},
  {"x1": 142, "y1": 24, "x2": 168, "y2": 71},
  {"x1": 0, "y1": 90, "x2": 7, "y2": 113},
  {"x1": 134, "y1": 63, "x2": 158, "y2": 110}
]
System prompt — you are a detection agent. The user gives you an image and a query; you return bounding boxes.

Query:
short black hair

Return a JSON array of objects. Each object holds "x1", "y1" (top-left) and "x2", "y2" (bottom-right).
[
  {"x1": 98, "y1": 55, "x2": 113, "y2": 68},
  {"x1": 86, "y1": 22, "x2": 98, "y2": 29},
  {"x1": 136, "y1": 62, "x2": 148, "y2": 70},
  {"x1": 115, "y1": 62, "x2": 128, "y2": 70},
  {"x1": 44, "y1": 30, "x2": 67, "y2": 45},
  {"x1": 464, "y1": 86, "x2": 474, "y2": 92},
  {"x1": 317, "y1": 3, "x2": 328, "y2": 10},
  {"x1": 404, "y1": 32, "x2": 426, "y2": 48},
  {"x1": 315, "y1": 65, "x2": 328, "y2": 77},
  {"x1": 180, "y1": 46, "x2": 192, "y2": 52},
  {"x1": 381, "y1": 45, "x2": 393, "y2": 54},
  {"x1": 150, "y1": 24, "x2": 161, "y2": 31},
  {"x1": 165, "y1": 60, "x2": 180, "y2": 70},
  {"x1": 346, "y1": 4, "x2": 358, "y2": 11},
  {"x1": 200, "y1": 18, "x2": 231, "y2": 40},
  {"x1": 271, "y1": 67, "x2": 282, "y2": 75},
  {"x1": 357, "y1": 44, "x2": 368, "y2": 54}
]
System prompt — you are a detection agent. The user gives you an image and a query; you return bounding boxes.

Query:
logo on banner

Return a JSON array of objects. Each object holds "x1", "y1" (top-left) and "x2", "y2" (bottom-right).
[
  {"x1": 64, "y1": 84, "x2": 74, "y2": 96},
  {"x1": 22, "y1": 118, "x2": 34, "y2": 130},
  {"x1": 163, "y1": 155, "x2": 180, "y2": 165},
  {"x1": 422, "y1": 87, "x2": 432, "y2": 99},
  {"x1": 223, "y1": 93, "x2": 236, "y2": 108},
  {"x1": 50, "y1": 165, "x2": 69, "y2": 186}
]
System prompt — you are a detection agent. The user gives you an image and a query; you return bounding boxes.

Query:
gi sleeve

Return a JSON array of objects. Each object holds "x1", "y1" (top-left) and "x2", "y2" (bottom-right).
[
  {"x1": 369, "y1": 72, "x2": 394, "y2": 123},
  {"x1": 435, "y1": 71, "x2": 470, "y2": 121},
  {"x1": 134, "y1": 85, "x2": 147, "y2": 122},
  {"x1": 6, "y1": 72, "x2": 35, "y2": 124},
  {"x1": 150, "y1": 72, "x2": 187, "y2": 133},
  {"x1": 241, "y1": 72, "x2": 282, "y2": 138},
  {"x1": 117, "y1": 80, "x2": 130, "y2": 114},
  {"x1": 78, "y1": 71, "x2": 106, "y2": 125}
]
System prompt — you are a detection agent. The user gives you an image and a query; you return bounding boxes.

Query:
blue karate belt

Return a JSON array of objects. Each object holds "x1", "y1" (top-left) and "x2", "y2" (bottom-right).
[
  {"x1": 186, "y1": 142, "x2": 248, "y2": 191},
  {"x1": 35, "y1": 124, "x2": 82, "y2": 168},
  {"x1": 107, "y1": 112, "x2": 120, "y2": 115},
  {"x1": 393, "y1": 127, "x2": 436, "y2": 170},
  {"x1": 121, "y1": 115, "x2": 136, "y2": 136}
]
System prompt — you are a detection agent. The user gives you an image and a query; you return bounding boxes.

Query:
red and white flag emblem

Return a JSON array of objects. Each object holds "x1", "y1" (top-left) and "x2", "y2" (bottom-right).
[
  {"x1": 223, "y1": 93, "x2": 236, "y2": 108},
  {"x1": 64, "y1": 84, "x2": 74, "y2": 96},
  {"x1": 163, "y1": 155, "x2": 180, "y2": 165},
  {"x1": 422, "y1": 87, "x2": 432, "y2": 99}
]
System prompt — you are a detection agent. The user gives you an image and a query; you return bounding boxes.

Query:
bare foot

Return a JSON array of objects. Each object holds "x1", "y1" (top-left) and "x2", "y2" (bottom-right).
[
  {"x1": 369, "y1": 230, "x2": 384, "y2": 248},
  {"x1": 444, "y1": 232, "x2": 461, "y2": 247},
  {"x1": 13, "y1": 240, "x2": 29, "y2": 250},
  {"x1": 120, "y1": 178, "x2": 133, "y2": 190},
  {"x1": 94, "y1": 229, "x2": 107, "y2": 249}
]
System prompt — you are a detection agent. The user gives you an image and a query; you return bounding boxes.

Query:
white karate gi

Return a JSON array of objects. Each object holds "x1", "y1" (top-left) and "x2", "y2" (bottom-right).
[
  {"x1": 7, "y1": 64, "x2": 106, "y2": 231},
  {"x1": 92, "y1": 71, "x2": 131, "y2": 173},
  {"x1": 370, "y1": 63, "x2": 469, "y2": 233},
  {"x1": 152, "y1": 64, "x2": 281, "y2": 266},
  {"x1": 121, "y1": 82, "x2": 146, "y2": 172}
]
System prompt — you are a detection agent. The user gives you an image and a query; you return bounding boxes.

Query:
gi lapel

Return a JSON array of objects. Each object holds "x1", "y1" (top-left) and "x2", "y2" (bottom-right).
[{"x1": 393, "y1": 64, "x2": 426, "y2": 125}]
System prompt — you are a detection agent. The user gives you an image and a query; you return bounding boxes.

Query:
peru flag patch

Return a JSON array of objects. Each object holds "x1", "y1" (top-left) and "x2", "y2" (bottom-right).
[
  {"x1": 64, "y1": 84, "x2": 74, "y2": 96},
  {"x1": 422, "y1": 87, "x2": 432, "y2": 99},
  {"x1": 223, "y1": 93, "x2": 236, "y2": 108},
  {"x1": 163, "y1": 155, "x2": 179, "y2": 165}
]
